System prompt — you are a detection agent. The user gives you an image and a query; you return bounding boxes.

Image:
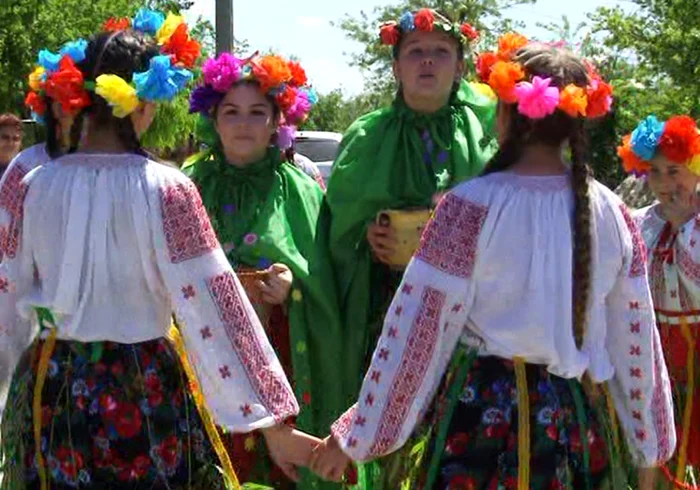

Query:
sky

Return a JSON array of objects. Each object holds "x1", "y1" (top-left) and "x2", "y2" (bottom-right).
[{"x1": 184, "y1": 0, "x2": 632, "y2": 96}]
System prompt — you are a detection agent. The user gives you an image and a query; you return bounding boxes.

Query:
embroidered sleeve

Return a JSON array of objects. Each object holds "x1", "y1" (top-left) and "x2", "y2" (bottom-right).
[
  {"x1": 605, "y1": 204, "x2": 676, "y2": 467},
  {"x1": 331, "y1": 193, "x2": 486, "y2": 461},
  {"x1": 675, "y1": 216, "x2": 700, "y2": 295},
  {"x1": 151, "y1": 171, "x2": 298, "y2": 432}
]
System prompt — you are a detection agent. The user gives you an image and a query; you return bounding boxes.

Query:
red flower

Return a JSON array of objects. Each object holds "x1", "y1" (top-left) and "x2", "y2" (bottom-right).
[
  {"x1": 111, "y1": 361, "x2": 125, "y2": 377},
  {"x1": 99, "y1": 393, "x2": 119, "y2": 419},
  {"x1": 546, "y1": 424, "x2": 558, "y2": 441},
  {"x1": 156, "y1": 435, "x2": 180, "y2": 468},
  {"x1": 460, "y1": 23, "x2": 479, "y2": 41},
  {"x1": 114, "y1": 402, "x2": 143, "y2": 439},
  {"x1": 288, "y1": 61, "x2": 308, "y2": 87},
  {"x1": 276, "y1": 85, "x2": 298, "y2": 113},
  {"x1": 476, "y1": 52, "x2": 499, "y2": 83},
  {"x1": 118, "y1": 454, "x2": 152, "y2": 480},
  {"x1": 302, "y1": 391, "x2": 312, "y2": 405},
  {"x1": 95, "y1": 362, "x2": 108, "y2": 375},
  {"x1": 446, "y1": 432, "x2": 470, "y2": 456},
  {"x1": 414, "y1": 9, "x2": 435, "y2": 32},
  {"x1": 448, "y1": 474, "x2": 477, "y2": 490},
  {"x1": 485, "y1": 422, "x2": 509, "y2": 439},
  {"x1": 25, "y1": 91, "x2": 46, "y2": 116},
  {"x1": 55, "y1": 447, "x2": 84, "y2": 479},
  {"x1": 145, "y1": 372, "x2": 162, "y2": 393},
  {"x1": 586, "y1": 76, "x2": 613, "y2": 119},
  {"x1": 44, "y1": 56, "x2": 91, "y2": 116},
  {"x1": 103, "y1": 17, "x2": 131, "y2": 32},
  {"x1": 379, "y1": 22, "x2": 400, "y2": 45},
  {"x1": 162, "y1": 23, "x2": 201, "y2": 69},
  {"x1": 659, "y1": 115, "x2": 700, "y2": 163}
]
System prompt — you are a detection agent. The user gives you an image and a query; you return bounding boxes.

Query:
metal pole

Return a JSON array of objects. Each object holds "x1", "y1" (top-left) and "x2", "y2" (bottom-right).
[{"x1": 215, "y1": 0, "x2": 234, "y2": 54}]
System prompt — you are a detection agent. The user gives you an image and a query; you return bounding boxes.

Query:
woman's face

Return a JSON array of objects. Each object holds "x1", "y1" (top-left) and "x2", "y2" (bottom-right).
[
  {"x1": 647, "y1": 154, "x2": 700, "y2": 210},
  {"x1": 393, "y1": 30, "x2": 463, "y2": 110},
  {"x1": 215, "y1": 83, "x2": 277, "y2": 165}
]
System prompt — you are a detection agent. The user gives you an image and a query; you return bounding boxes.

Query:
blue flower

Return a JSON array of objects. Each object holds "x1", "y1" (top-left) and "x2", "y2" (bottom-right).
[
  {"x1": 257, "y1": 257, "x2": 272, "y2": 269},
  {"x1": 60, "y1": 39, "x2": 88, "y2": 63},
  {"x1": 631, "y1": 115, "x2": 665, "y2": 161},
  {"x1": 134, "y1": 55, "x2": 192, "y2": 102},
  {"x1": 305, "y1": 87, "x2": 318, "y2": 105},
  {"x1": 399, "y1": 12, "x2": 415, "y2": 31},
  {"x1": 133, "y1": 8, "x2": 165, "y2": 35},
  {"x1": 222, "y1": 203, "x2": 237, "y2": 215},
  {"x1": 38, "y1": 49, "x2": 62, "y2": 73}
]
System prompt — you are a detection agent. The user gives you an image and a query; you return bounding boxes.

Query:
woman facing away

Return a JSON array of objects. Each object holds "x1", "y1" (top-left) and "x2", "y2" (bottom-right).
[
  {"x1": 0, "y1": 20, "x2": 318, "y2": 490},
  {"x1": 311, "y1": 35, "x2": 676, "y2": 490},
  {"x1": 619, "y1": 115, "x2": 700, "y2": 488}
]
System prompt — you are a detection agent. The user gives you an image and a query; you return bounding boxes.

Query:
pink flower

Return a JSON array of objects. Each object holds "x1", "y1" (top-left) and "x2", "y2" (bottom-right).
[
  {"x1": 276, "y1": 125, "x2": 296, "y2": 150},
  {"x1": 514, "y1": 76, "x2": 560, "y2": 119},
  {"x1": 243, "y1": 233, "x2": 258, "y2": 245},
  {"x1": 202, "y1": 53, "x2": 243, "y2": 93}
]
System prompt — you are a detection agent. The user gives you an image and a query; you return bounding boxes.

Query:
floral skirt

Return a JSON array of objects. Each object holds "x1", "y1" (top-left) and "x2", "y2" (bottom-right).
[
  {"x1": 0, "y1": 336, "x2": 231, "y2": 490},
  {"x1": 432, "y1": 356, "x2": 610, "y2": 490}
]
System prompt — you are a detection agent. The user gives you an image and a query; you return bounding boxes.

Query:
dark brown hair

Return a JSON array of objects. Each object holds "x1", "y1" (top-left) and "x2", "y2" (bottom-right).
[
  {"x1": 482, "y1": 44, "x2": 592, "y2": 351},
  {"x1": 0, "y1": 114, "x2": 23, "y2": 134}
]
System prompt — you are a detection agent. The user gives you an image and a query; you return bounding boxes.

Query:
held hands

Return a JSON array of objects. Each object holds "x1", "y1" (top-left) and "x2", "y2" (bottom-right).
[
  {"x1": 257, "y1": 263, "x2": 293, "y2": 305},
  {"x1": 367, "y1": 221, "x2": 398, "y2": 265},
  {"x1": 310, "y1": 435, "x2": 353, "y2": 483},
  {"x1": 261, "y1": 424, "x2": 322, "y2": 481}
]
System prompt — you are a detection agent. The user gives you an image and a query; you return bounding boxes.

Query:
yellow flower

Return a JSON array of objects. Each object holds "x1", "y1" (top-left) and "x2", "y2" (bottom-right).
[
  {"x1": 156, "y1": 13, "x2": 185, "y2": 45},
  {"x1": 28, "y1": 66, "x2": 45, "y2": 92},
  {"x1": 296, "y1": 341, "x2": 307, "y2": 354},
  {"x1": 469, "y1": 82, "x2": 497, "y2": 100},
  {"x1": 95, "y1": 74, "x2": 139, "y2": 118},
  {"x1": 689, "y1": 153, "x2": 700, "y2": 176},
  {"x1": 244, "y1": 436, "x2": 257, "y2": 452},
  {"x1": 291, "y1": 289, "x2": 302, "y2": 302}
]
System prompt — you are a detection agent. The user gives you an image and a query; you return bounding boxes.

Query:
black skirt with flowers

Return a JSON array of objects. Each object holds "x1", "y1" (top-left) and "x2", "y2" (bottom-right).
[{"x1": 1, "y1": 336, "x2": 231, "y2": 490}]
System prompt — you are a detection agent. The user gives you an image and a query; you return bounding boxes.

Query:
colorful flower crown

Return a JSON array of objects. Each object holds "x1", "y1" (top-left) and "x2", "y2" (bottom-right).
[
  {"x1": 379, "y1": 9, "x2": 479, "y2": 47},
  {"x1": 475, "y1": 33, "x2": 613, "y2": 120},
  {"x1": 189, "y1": 52, "x2": 318, "y2": 150},
  {"x1": 24, "y1": 8, "x2": 200, "y2": 122},
  {"x1": 618, "y1": 115, "x2": 700, "y2": 176}
]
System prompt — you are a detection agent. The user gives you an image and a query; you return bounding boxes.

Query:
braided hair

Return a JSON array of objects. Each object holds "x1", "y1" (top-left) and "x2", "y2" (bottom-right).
[{"x1": 482, "y1": 44, "x2": 593, "y2": 352}]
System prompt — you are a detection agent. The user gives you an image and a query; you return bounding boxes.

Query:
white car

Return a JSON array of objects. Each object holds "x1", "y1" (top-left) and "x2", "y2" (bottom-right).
[{"x1": 295, "y1": 131, "x2": 342, "y2": 183}]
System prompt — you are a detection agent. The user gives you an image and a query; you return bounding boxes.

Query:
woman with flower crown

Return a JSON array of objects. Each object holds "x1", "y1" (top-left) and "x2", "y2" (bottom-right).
[
  {"x1": 309, "y1": 34, "x2": 676, "y2": 490},
  {"x1": 619, "y1": 115, "x2": 700, "y2": 488},
  {"x1": 0, "y1": 12, "x2": 320, "y2": 490},
  {"x1": 184, "y1": 52, "x2": 345, "y2": 489},
  {"x1": 324, "y1": 8, "x2": 498, "y2": 408}
]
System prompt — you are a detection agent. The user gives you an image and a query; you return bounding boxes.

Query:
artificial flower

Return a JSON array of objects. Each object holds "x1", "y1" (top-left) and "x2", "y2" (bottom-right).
[
  {"x1": 251, "y1": 55, "x2": 292, "y2": 93},
  {"x1": 287, "y1": 90, "x2": 312, "y2": 124},
  {"x1": 288, "y1": 60, "x2": 308, "y2": 87},
  {"x1": 60, "y1": 39, "x2": 88, "y2": 64},
  {"x1": 134, "y1": 55, "x2": 192, "y2": 102},
  {"x1": 275, "y1": 85, "x2": 298, "y2": 113},
  {"x1": 618, "y1": 134, "x2": 650, "y2": 176},
  {"x1": 586, "y1": 76, "x2": 613, "y2": 118},
  {"x1": 379, "y1": 22, "x2": 401, "y2": 45},
  {"x1": 399, "y1": 12, "x2": 415, "y2": 31},
  {"x1": 476, "y1": 52, "x2": 499, "y2": 83},
  {"x1": 161, "y1": 23, "x2": 201, "y2": 68},
  {"x1": 95, "y1": 74, "x2": 139, "y2": 118},
  {"x1": 189, "y1": 85, "x2": 224, "y2": 114},
  {"x1": 276, "y1": 125, "x2": 296, "y2": 150},
  {"x1": 468, "y1": 82, "x2": 497, "y2": 100},
  {"x1": 488, "y1": 61, "x2": 525, "y2": 103},
  {"x1": 688, "y1": 153, "x2": 700, "y2": 176},
  {"x1": 133, "y1": 8, "x2": 165, "y2": 35},
  {"x1": 155, "y1": 12, "x2": 185, "y2": 45},
  {"x1": 28, "y1": 66, "x2": 46, "y2": 92},
  {"x1": 414, "y1": 8, "x2": 435, "y2": 31},
  {"x1": 38, "y1": 49, "x2": 62, "y2": 73},
  {"x1": 44, "y1": 56, "x2": 91, "y2": 115},
  {"x1": 202, "y1": 52, "x2": 244, "y2": 92},
  {"x1": 460, "y1": 23, "x2": 479, "y2": 41},
  {"x1": 630, "y1": 115, "x2": 665, "y2": 161},
  {"x1": 658, "y1": 116, "x2": 700, "y2": 164},
  {"x1": 24, "y1": 91, "x2": 46, "y2": 116},
  {"x1": 513, "y1": 76, "x2": 560, "y2": 119},
  {"x1": 305, "y1": 87, "x2": 318, "y2": 105},
  {"x1": 497, "y1": 32, "x2": 528, "y2": 60},
  {"x1": 558, "y1": 84, "x2": 588, "y2": 117},
  {"x1": 103, "y1": 17, "x2": 131, "y2": 32}
]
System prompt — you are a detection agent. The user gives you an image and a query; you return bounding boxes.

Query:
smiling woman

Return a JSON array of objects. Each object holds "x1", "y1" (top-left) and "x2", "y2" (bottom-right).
[{"x1": 0, "y1": 114, "x2": 23, "y2": 173}]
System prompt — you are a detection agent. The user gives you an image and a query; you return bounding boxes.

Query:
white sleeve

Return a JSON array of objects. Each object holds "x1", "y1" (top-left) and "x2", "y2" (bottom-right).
[
  {"x1": 149, "y1": 168, "x2": 299, "y2": 433},
  {"x1": 675, "y1": 215, "x2": 700, "y2": 297},
  {"x1": 331, "y1": 192, "x2": 487, "y2": 461},
  {"x1": 605, "y1": 204, "x2": 675, "y2": 467}
]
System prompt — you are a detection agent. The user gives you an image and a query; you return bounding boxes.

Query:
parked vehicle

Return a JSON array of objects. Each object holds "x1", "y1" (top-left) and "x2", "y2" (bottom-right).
[{"x1": 295, "y1": 131, "x2": 342, "y2": 183}]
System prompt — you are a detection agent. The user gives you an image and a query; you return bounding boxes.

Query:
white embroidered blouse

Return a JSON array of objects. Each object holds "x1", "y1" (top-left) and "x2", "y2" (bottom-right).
[
  {"x1": 331, "y1": 172, "x2": 675, "y2": 468},
  {"x1": 634, "y1": 203, "x2": 700, "y2": 322},
  {"x1": 0, "y1": 152, "x2": 299, "y2": 432}
]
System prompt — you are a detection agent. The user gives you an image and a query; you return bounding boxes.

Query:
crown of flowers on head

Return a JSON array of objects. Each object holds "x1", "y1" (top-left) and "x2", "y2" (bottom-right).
[
  {"x1": 474, "y1": 32, "x2": 613, "y2": 121},
  {"x1": 379, "y1": 9, "x2": 479, "y2": 47},
  {"x1": 617, "y1": 115, "x2": 700, "y2": 177},
  {"x1": 189, "y1": 52, "x2": 318, "y2": 150},
  {"x1": 24, "y1": 8, "x2": 201, "y2": 123}
]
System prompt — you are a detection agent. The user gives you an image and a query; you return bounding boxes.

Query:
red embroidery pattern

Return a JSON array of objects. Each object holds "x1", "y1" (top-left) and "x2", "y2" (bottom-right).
[
  {"x1": 331, "y1": 405, "x2": 358, "y2": 443},
  {"x1": 416, "y1": 194, "x2": 488, "y2": 278},
  {"x1": 367, "y1": 287, "x2": 445, "y2": 458},
  {"x1": 0, "y1": 277, "x2": 8, "y2": 293},
  {"x1": 0, "y1": 165, "x2": 28, "y2": 259},
  {"x1": 160, "y1": 180, "x2": 219, "y2": 264},
  {"x1": 207, "y1": 271, "x2": 297, "y2": 421},
  {"x1": 619, "y1": 204, "x2": 647, "y2": 278},
  {"x1": 677, "y1": 245, "x2": 700, "y2": 288},
  {"x1": 651, "y1": 333, "x2": 673, "y2": 461}
]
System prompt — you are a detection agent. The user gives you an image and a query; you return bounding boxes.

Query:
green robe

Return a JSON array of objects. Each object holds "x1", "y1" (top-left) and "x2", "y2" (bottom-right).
[
  {"x1": 325, "y1": 80, "x2": 497, "y2": 397},
  {"x1": 185, "y1": 148, "x2": 346, "y2": 490}
]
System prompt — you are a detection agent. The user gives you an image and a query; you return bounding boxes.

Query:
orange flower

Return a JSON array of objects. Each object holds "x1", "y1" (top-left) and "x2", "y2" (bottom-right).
[
  {"x1": 103, "y1": 17, "x2": 131, "y2": 32},
  {"x1": 558, "y1": 84, "x2": 588, "y2": 117},
  {"x1": 275, "y1": 85, "x2": 297, "y2": 113},
  {"x1": 161, "y1": 23, "x2": 201, "y2": 68},
  {"x1": 288, "y1": 61, "x2": 308, "y2": 87},
  {"x1": 379, "y1": 22, "x2": 400, "y2": 45},
  {"x1": 618, "y1": 134, "x2": 650, "y2": 175},
  {"x1": 586, "y1": 76, "x2": 613, "y2": 118},
  {"x1": 44, "y1": 56, "x2": 91, "y2": 116},
  {"x1": 414, "y1": 9, "x2": 435, "y2": 31},
  {"x1": 488, "y1": 61, "x2": 525, "y2": 103},
  {"x1": 476, "y1": 52, "x2": 499, "y2": 83},
  {"x1": 24, "y1": 91, "x2": 46, "y2": 116},
  {"x1": 251, "y1": 55, "x2": 292, "y2": 93},
  {"x1": 497, "y1": 32, "x2": 528, "y2": 61},
  {"x1": 659, "y1": 115, "x2": 700, "y2": 164}
]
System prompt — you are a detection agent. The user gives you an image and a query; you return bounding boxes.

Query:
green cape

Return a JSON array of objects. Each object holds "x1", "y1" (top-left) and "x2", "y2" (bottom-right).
[{"x1": 325, "y1": 80, "x2": 497, "y2": 395}]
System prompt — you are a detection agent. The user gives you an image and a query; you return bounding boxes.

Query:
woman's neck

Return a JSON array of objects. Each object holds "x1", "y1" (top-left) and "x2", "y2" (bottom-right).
[
  {"x1": 403, "y1": 91, "x2": 450, "y2": 114},
  {"x1": 509, "y1": 143, "x2": 568, "y2": 175},
  {"x1": 656, "y1": 203, "x2": 696, "y2": 231},
  {"x1": 78, "y1": 121, "x2": 128, "y2": 154},
  {"x1": 223, "y1": 147, "x2": 268, "y2": 168}
]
